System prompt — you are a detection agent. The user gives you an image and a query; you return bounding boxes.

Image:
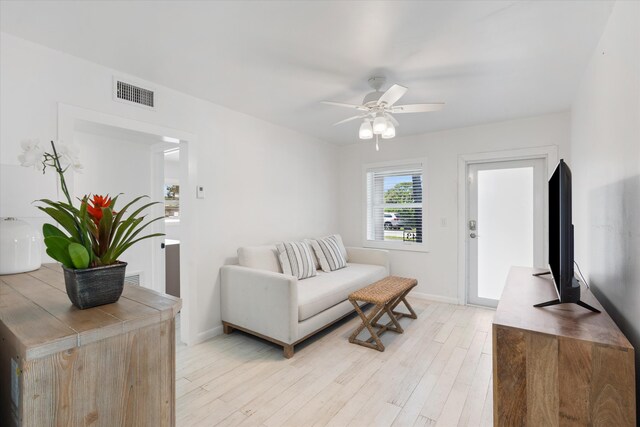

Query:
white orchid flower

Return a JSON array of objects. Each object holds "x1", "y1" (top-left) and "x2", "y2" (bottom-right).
[
  {"x1": 56, "y1": 140, "x2": 83, "y2": 171},
  {"x1": 19, "y1": 139, "x2": 83, "y2": 173},
  {"x1": 70, "y1": 160, "x2": 84, "y2": 173},
  {"x1": 18, "y1": 139, "x2": 45, "y2": 169}
]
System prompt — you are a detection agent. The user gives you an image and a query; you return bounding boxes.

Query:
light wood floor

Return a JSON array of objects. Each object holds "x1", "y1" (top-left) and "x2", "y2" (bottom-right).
[{"x1": 175, "y1": 299, "x2": 495, "y2": 427}]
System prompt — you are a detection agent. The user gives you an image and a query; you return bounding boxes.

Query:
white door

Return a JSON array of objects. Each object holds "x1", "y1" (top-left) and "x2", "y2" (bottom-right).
[{"x1": 467, "y1": 159, "x2": 546, "y2": 307}]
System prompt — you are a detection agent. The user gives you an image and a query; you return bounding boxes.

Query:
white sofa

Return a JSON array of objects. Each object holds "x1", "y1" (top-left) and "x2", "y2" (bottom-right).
[{"x1": 220, "y1": 245, "x2": 389, "y2": 358}]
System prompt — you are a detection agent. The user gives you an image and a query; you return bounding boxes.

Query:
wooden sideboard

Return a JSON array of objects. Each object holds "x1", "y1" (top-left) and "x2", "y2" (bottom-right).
[
  {"x1": 0, "y1": 264, "x2": 182, "y2": 427},
  {"x1": 493, "y1": 266, "x2": 636, "y2": 426}
]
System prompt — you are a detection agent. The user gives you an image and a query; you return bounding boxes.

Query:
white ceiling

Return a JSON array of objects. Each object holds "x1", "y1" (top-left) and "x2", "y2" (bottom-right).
[{"x1": 0, "y1": 1, "x2": 614, "y2": 144}]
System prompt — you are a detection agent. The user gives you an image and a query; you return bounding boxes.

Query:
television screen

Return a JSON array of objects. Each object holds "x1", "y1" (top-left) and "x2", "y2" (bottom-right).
[
  {"x1": 548, "y1": 159, "x2": 574, "y2": 301},
  {"x1": 538, "y1": 159, "x2": 598, "y2": 312}
]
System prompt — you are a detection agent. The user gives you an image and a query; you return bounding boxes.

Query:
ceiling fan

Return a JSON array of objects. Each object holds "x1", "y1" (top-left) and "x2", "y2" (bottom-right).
[{"x1": 322, "y1": 76, "x2": 444, "y2": 149}]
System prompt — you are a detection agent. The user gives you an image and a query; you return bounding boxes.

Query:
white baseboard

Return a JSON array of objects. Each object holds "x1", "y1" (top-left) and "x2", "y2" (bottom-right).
[
  {"x1": 192, "y1": 325, "x2": 223, "y2": 345},
  {"x1": 410, "y1": 291, "x2": 461, "y2": 305}
]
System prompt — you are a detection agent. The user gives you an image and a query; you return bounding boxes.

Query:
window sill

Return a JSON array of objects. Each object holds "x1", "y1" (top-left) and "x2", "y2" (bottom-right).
[
  {"x1": 165, "y1": 218, "x2": 180, "y2": 224},
  {"x1": 362, "y1": 240, "x2": 430, "y2": 253}
]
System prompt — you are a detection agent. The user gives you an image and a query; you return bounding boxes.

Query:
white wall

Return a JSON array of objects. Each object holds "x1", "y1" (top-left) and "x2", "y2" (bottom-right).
[
  {"x1": 337, "y1": 112, "x2": 570, "y2": 302},
  {"x1": 164, "y1": 157, "x2": 180, "y2": 184},
  {"x1": 0, "y1": 33, "x2": 339, "y2": 343},
  {"x1": 570, "y1": 0, "x2": 640, "y2": 405}
]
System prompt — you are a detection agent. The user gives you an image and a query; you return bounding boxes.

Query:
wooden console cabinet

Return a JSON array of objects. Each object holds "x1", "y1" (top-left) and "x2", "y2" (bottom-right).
[
  {"x1": 0, "y1": 264, "x2": 181, "y2": 427},
  {"x1": 493, "y1": 266, "x2": 636, "y2": 426}
]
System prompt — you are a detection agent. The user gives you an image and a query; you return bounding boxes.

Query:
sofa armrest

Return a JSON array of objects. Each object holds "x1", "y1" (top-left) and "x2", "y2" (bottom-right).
[
  {"x1": 220, "y1": 265, "x2": 298, "y2": 344},
  {"x1": 346, "y1": 247, "x2": 390, "y2": 273}
]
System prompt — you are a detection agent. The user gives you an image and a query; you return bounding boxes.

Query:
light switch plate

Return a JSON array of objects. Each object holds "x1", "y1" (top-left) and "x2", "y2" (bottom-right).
[{"x1": 196, "y1": 185, "x2": 205, "y2": 199}]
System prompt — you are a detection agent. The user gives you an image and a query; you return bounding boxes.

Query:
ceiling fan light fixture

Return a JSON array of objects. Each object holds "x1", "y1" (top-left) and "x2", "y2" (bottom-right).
[
  {"x1": 359, "y1": 120, "x2": 373, "y2": 140},
  {"x1": 322, "y1": 78, "x2": 444, "y2": 146},
  {"x1": 372, "y1": 114, "x2": 387, "y2": 134},
  {"x1": 382, "y1": 121, "x2": 395, "y2": 139}
]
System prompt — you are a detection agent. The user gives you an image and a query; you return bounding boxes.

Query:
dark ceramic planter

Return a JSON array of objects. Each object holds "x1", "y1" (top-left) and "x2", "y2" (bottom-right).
[{"x1": 62, "y1": 262, "x2": 128, "y2": 309}]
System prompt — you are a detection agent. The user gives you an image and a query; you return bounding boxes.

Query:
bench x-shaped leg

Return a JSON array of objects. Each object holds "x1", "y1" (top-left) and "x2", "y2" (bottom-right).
[
  {"x1": 349, "y1": 301, "x2": 386, "y2": 352},
  {"x1": 390, "y1": 288, "x2": 418, "y2": 320},
  {"x1": 371, "y1": 288, "x2": 417, "y2": 330},
  {"x1": 370, "y1": 298, "x2": 405, "y2": 333}
]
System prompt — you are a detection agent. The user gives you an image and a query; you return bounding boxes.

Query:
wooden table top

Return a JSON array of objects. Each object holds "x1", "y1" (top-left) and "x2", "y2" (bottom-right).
[
  {"x1": 494, "y1": 266, "x2": 632, "y2": 350},
  {"x1": 0, "y1": 264, "x2": 182, "y2": 361}
]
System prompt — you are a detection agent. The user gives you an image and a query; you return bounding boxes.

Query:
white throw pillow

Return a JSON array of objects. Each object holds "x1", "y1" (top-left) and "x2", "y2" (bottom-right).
[
  {"x1": 304, "y1": 239, "x2": 321, "y2": 270},
  {"x1": 275, "y1": 241, "x2": 317, "y2": 280},
  {"x1": 310, "y1": 235, "x2": 347, "y2": 272},
  {"x1": 333, "y1": 234, "x2": 348, "y2": 262}
]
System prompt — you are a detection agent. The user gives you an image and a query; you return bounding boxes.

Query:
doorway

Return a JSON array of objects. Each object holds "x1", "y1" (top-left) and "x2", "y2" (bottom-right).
[
  {"x1": 457, "y1": 146, "x2": 558, "y2": 308},
  {"x1": 163, "y1": 146, "x2": 181, "y2": 299},
  {"x1": 58, "y1": 103, "x2": 196, "y2": 345},
  {"x1": 466, "y1": 158, "x2": 546, "y2": 307}
]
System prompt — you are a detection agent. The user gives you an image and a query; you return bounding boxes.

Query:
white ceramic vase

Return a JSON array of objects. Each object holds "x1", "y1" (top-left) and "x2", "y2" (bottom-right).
[{"x1": 0, "y1": 217, "x2": 42, "y2": 275}]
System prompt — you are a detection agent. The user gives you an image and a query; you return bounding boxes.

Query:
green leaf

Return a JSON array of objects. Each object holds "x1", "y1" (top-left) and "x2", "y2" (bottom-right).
[
  {"x1": 77, "y1": 196, "x2": 94, "y2": 264},
  {"x1": 37, "y1": 206, "x2": 78, "y2": 238},
  {"x1": 119, "y1": 216, "x2": 165, "y2": 248},
  {"x1": 68, "y1": 243, "x2": 90, "y2": 269},
  {"x1": 46, "y1": 248, "x2": 71, "y2": 267},
  {"x1": 38, "y1": 199, "x2": 91, "y2": 248},
  {"x1": 111, "y1": 195, "x2": 147, "y2": 226},
  {"x1": 108, "y1": 233, "x2": 165, "y2": 262},
  {"x1": 43, "y1": 236, "x2": 73, "y2": 268},
  {"x1": 106, "y1": 215, "x2": 164, "y2": 262},
  {"x1": 98, "y1": 207, "x2": 114, "y2": 255},
  {"x1": 42, "y1": 223, "x2": 68, "y2": 239}
]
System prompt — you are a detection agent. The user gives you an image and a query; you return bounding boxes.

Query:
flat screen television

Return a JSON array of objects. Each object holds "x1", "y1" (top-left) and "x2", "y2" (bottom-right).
[{"x1": 533, "y1": 159, "x2": 599, "y2": 313}]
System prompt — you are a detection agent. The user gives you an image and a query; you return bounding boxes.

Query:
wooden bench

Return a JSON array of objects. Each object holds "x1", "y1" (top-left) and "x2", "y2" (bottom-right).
[{"x1": 348, "y1": 276, "x2": 418, "y2": 351}]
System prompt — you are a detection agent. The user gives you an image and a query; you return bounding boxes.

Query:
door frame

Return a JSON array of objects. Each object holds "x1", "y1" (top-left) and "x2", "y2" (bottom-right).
[
  {"x1": 457, "y1": 146, "x2": 558, "y2": 306},
  {"x1": 57, "y1": 103, "x2": 198, "y2": 345}
]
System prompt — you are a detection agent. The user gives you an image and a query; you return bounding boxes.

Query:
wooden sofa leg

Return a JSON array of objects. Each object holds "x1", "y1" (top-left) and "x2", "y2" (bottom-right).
[
  {"x1": 283, "y1": 344, "x2": 294, "y2": 359},
  {"x1": 223, "y1": 323, "x2": 234, "y2": 334}
]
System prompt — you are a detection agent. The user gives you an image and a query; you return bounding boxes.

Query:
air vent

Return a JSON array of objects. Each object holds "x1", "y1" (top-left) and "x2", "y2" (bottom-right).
[
  {"x1": 125, "y1": 273, "x2": 141, "y2": 286},
  {"x1": 116, "y1": 80, "x2": 154, "y2": 108}
]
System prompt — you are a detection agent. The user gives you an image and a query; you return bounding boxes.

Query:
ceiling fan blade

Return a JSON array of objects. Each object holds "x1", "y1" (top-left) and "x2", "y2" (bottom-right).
[
  {"x1": 333, "y1": 114, "x2": 367, "y2": 126},
  {"x1": 391, "y1": 103, "x2": 444, "y2": 113},
  {"x1": 321, "y1": 101, "x2": 368, "y2": 111},
  {"x1": 377, "y1": 84, "x2": 408, "y2": 107},
  {"x1": 386, "y1": 114, "x2": 399, "y2": 127}
]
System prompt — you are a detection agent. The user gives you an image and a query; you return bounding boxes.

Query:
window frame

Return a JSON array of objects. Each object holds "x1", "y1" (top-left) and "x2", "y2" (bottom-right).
[{"x1": 362, "y1": 157, "x2": 429, "y2": 252}]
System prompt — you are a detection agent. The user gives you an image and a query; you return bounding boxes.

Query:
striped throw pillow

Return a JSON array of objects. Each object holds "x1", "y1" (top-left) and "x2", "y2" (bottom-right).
[
  {"x1": 311, "y1": 235, "x2": 347, "y2": 272},
  {"x1": 275, "y1": 241, "x2": 317, "y2": 280}
]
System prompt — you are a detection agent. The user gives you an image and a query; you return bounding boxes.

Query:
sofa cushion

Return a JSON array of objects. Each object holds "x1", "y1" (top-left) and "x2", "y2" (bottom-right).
[
  {"x1": 310, "y1": 235, "x2": 347, "y2": 272},
  {"x1": 275, "y1": 241, "x2": 317, "y2": 279},
  {"x1": 297, "y1": 263, "x2": 388, "y2": 321},
  {"x1": 237, "y1": 245, "x2": 281, "y2": 273}
]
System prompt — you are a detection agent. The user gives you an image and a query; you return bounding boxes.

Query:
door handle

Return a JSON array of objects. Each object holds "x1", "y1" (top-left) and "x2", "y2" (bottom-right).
[{"x1": 469, "y1": 233, "x2": 477, "y2": 238}]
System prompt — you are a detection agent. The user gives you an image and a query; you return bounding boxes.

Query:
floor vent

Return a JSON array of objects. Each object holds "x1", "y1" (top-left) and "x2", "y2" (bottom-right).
[
  {"x1": 116, "y1": 80, "x2": 154, "y2": 108},
  {"x1": 125, "y1": 273, "x2": 141, "y2": 286}
]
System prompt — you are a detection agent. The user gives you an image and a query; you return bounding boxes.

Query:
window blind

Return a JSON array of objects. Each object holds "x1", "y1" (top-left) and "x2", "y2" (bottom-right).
[{"x1": 366, "y1": 163, "x2": 424, "y2": 244}]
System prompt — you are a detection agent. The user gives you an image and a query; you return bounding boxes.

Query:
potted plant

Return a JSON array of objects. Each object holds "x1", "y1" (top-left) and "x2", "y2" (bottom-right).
[{"x1": 19, "y1": 140, "x2": 164, "y2": 309}]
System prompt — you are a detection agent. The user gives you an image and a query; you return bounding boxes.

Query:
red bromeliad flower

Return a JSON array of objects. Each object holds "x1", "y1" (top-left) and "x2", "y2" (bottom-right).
[{"x1": 87, "y1": 195, "x2": 112, "y2": 223}]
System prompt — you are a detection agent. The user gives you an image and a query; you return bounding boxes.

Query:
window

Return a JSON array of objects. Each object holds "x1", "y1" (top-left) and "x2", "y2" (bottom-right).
[
  {"x1": 164, "y1": 184, "x2": 180, "y2": 218},
  {"x1": 364, "y1": 159, "x2": 427, "y2": 251}
]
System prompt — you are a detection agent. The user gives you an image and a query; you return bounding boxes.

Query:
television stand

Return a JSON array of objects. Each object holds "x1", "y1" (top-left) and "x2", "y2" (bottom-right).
[
  {"x1": 493, "y1": 267, "x2": 635, "y2": 425},
  {"x1": 533, "y1": 298, "x2": 601, "y2": 313}
]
